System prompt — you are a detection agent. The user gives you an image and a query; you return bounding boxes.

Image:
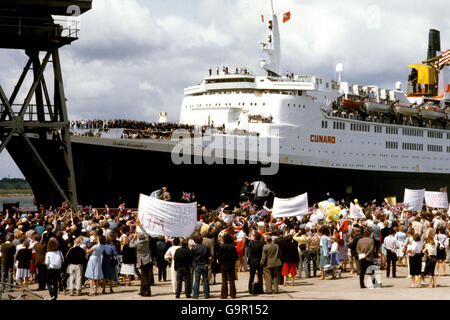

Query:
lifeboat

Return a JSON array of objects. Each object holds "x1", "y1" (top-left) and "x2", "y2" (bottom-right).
[
  {"x1": 420, "y1": 105, "x2": 446, "y2": 120},
  {"x1": 394, "y1": 104, "x2": 419, "y2": 116},
  {"x1": 365, "y1": 101, "x2": 392, "y2": 113},
  {"x1": 341, "y1": 99, "x2": 362, "y2": 110}
]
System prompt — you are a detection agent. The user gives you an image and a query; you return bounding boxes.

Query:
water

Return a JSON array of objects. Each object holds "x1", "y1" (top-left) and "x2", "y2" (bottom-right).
[{"x1": 0, "y1": 196, "x2": 37, "y2": 212}]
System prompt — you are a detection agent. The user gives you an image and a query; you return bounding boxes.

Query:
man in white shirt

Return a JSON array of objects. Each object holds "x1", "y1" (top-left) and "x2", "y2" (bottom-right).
[{"x1": 383, "y1": 229, "x2": 398, "y2": 278}]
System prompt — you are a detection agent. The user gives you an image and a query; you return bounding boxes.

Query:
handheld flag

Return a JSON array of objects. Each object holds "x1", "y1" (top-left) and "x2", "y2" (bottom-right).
[
  {"x1": 182, "y1": 192, "x2": 191, "y2": 202},
  {"x1": 283, "y1": 11, "x2": 291, "y2": 23}
]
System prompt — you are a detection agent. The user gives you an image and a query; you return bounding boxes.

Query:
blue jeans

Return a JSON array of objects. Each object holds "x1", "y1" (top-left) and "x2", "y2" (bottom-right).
[
  {"x1": 304, "y1": 250, "x2": 317, "y2": 277},
  {"x1": 298, "y1": 252, "x2": 307, "y2": 276},
  {"x1": 193, "y1": 264, "x2": 210, "y2": 298}
]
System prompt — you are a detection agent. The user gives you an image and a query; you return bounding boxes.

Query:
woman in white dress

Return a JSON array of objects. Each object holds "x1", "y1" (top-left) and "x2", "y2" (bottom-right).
[
  {"x1": 164, "y1": 238, "x2": 181, "y2": 293},
  {"x1": 395, "y1": 228, "x2": 407, "y2": 265}
]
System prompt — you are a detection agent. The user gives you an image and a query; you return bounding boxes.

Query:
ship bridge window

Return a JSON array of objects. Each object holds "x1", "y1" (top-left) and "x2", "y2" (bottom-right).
[
  {"x1": 386, "y1": 127, "x2": 398, "y2": 135},
  {"x1": 333, "y1": 122, "x2": 345, "y2": 130},
  {"x1": 403, "y1": 128, "x2": 423, "y2": 137},
  {"x1": 402, "y1": 143, "x2": 423, "y2": 151},
  {"x1": 427, "y1": 131, "x2": 443, "y2": 139},
  {"x1": 447, "y1": 133, "x2": 450, "y2": 140},
  {"x1": 350, "y1": 123, "x2": 369, "y2": 132},
  {"x1": 321, "y1": 121, "x2": 328, "y2": 129},
  {"x1": 427, "y1": 144, "x2": 443, "y2": 152},
  {"x1": 386, "y1": 141, "x2": 398, "y2": 149},
  {"x1": 374, "y1": 126, "x2": 382, "y2": 133},
  {"x1": 447, "y1": 146, "x2": 450, "y2": 153},
  {"x1": 205, "y1": 78, "x2": 255, "y2": 84}
]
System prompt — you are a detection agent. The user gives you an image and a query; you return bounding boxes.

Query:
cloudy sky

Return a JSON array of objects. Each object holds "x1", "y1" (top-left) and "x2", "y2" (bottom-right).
[{"x1": 0, "y1": 0, "x2": 449, "y2": 178}]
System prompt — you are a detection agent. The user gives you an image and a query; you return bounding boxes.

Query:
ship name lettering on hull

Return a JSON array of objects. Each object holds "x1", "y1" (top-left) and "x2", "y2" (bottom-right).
[{"x1": 310, "y1": 135, "x2": 336, "y2": 144}]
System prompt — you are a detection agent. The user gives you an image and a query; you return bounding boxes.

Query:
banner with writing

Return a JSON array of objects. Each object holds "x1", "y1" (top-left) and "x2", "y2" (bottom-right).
[
  {"x1": 272, "y1": 193, "x2": 309, "y2": 218},
  {"x1": 403, "y1": 189, "x2": 425, "y2": 212},
  {"x1": 137, "y1": 193, "x2": 197, "y2": 238},
  {"x1": 424, "y1": 191, "x2": 448, "y2": 209}
]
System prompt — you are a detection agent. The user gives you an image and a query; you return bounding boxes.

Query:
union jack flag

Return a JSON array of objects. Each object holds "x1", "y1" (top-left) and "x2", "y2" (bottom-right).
[
  {"x1": 119, "y1": 203, "x2": 125, "y2": 211},
  {"x1": 240, "y1": 200, "x2": 252, "y2": 209},
  {"x1": 182, "y1": 192, "x2": 191, "y2": 201}
]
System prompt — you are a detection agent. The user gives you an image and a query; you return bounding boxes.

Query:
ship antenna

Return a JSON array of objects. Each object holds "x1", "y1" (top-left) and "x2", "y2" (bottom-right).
[{"x1": 261, "y1": 0, "x2": 281, "y2": 77}]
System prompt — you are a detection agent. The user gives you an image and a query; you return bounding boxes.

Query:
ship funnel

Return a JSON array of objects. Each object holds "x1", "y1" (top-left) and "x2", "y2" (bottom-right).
[{"x1": 427, "y1": 29, "x2": 441, "y2": 60}]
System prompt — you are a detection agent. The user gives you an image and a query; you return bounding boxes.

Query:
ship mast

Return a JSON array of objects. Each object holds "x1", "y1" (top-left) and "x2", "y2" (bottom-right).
[{"x1": 261, "y1": 0, "x2": 281, "y2": 77}]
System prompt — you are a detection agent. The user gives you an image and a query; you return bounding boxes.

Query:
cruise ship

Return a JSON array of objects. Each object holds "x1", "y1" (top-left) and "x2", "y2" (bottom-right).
[{"x1": 6, "y1": 2, "x2": 450, "y2": 208}]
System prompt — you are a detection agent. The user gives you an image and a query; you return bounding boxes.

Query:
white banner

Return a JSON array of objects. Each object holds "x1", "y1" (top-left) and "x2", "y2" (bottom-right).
[
  {"x1": 403, "y1": 189, "x2": 425, "y2": 212},
  {"x1": 272, "y1": 193, "x2": 309, "y2": 218},
  {"x1": 222, "y1": 212, "x2": 234, "y2": 224},
  {"x1": 137, "y1": 194, "x2": 197, "y2": 238},
  {"x1": 350, "y1": 203, "x2": 365, "y2": 219},
  {"x1": 424, "y1": 191, "x2": 449, "y2": 209}
]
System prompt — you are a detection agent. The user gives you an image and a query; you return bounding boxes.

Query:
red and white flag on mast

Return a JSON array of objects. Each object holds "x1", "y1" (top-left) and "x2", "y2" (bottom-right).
[
  {"x1": 261, "y1": 14, "x2": 264, "y2": 23},
  {"x1": 438, "y1": 50, "x2": 450, "y2": 69},
  {"x1": 282, "y1": 11, "x2": 291, "y2": 23}
]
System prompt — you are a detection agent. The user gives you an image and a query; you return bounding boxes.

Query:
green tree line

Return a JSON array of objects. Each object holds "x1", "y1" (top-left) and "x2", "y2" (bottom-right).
[{"x1": 0, "y1": 178, "x2": 31, "y2": 190}]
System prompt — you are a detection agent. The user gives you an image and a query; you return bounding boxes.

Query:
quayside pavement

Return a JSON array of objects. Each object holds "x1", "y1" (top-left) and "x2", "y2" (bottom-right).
[{"x1": 21, "y1": 264, "x2": 450, "y2": 300}]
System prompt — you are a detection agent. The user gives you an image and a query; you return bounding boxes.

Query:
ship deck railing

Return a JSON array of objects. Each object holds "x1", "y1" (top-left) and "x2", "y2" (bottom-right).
[
  {"x1": 1, "y1": 103, "x2": 55, "y2": 122},
  {"x1": 0, "y1": 15, "x2": 80, "y2": 39},
  {"x1": 71, "y1": 126, "x2": 261, "y2": 140},
  {"x1": 322, "y1": 108, "x2": 449, "y2": 131}
]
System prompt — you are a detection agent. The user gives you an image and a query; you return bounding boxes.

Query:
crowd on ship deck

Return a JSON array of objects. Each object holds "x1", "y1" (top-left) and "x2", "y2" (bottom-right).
[
  {"x1": 208, "y1": 66, "x2": 253, "y2": 77},
  {"x1": 70, "y1": 119, "x2": 261, "y2": 140},
  {"x1": 1, "y1": 184, "x2": 449, "y2": 300},
  {"x1": 325, "y1": 106, "x2": 449, "y2": 130}
]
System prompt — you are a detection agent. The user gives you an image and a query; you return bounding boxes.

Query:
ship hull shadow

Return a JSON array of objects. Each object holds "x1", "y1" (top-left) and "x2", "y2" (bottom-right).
[{"x1": 6, "y1": 136, "x2": 450, "y2": 208}]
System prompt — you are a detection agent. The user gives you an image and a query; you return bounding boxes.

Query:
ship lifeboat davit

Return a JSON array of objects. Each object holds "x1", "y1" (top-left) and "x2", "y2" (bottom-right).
[
  {"x1": 394, "y1": 104, "x2": 419, "y2": 116},
  {"x1": 365, "y1": 101, "x2": 392, "y2": 113},
  {"x1": 341, "y1": 99, "x2": 362, "y2": 110},
  {"x1": 420, "y1": 106, "x2": 446, "y2": 120}
]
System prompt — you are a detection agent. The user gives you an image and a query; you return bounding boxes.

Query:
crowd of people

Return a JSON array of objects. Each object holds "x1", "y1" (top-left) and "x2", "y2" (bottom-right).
[
  {"x1": 0, "y1": 184, "x2": 449, "y2": 300},
  {"x1": 70, "y1": 119, "x2": 260, "y2": 140},
  {"x1": 325, "y1": 104, "x2": 449, "y2": 130},
  {"x1": 71, "y1": 119, "x2": 196, "y2": 132}
]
